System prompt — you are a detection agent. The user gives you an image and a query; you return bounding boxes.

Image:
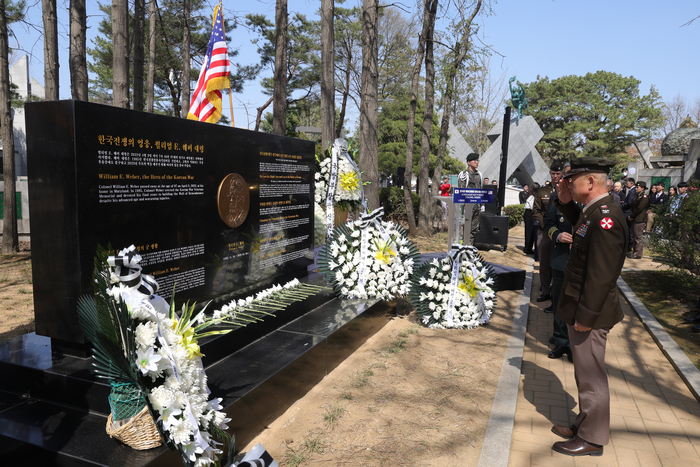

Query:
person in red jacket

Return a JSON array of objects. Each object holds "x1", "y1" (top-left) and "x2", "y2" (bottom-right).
[{"x1": 439, "y1": 176, "x2": 451, "y2": 196}]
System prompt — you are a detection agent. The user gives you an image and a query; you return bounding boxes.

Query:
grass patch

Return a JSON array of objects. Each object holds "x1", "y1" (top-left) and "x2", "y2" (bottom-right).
[
  {"x1": 353, "y1": 367, "x2": 374, "y2": 388},
  {"x1": 386, "y1": 337, "x2": 407, "y2": 353},
  {"x1": 323, "y1": 401, "x2": 345, "y2": 429},
  {"x1": 18, "y1": 288, "x2": 31, "y2": 295},
  {"x1": 340, "y1": 391, "x2": 353, "y2": 400},
  {"x1": 621, "y1": 269, "x2": 700, "y2": 369},
  {"x1": 283, "y1": 434, "x2": 324, "y2": 467}
]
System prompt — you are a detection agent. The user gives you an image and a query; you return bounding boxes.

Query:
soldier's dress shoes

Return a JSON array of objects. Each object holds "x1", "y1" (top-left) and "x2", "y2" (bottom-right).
[
  {"x1": 551, "y1": 424, "x2": 578, "y2": 439},
  {"x1": 536, "y1": 293, "x2": 552, "y2": 302},
  {"x1": 548, "y1": 346, "x2": 573, "y2": 362},
  {"x1": 552, "y1": 436, "x2": 603, "y2": 457},
  {"x1": 544, "y1": 305, "x2": 554, "y2": 313}
]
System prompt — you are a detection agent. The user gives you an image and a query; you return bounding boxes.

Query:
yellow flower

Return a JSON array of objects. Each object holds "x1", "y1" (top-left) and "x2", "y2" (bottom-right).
[
  {"x1": 180, "y1": 326, "x2": 203, "y2": 358},
  {"x1": 339, "y1": 171, "x2": 361, "y2": 192},
  {"x1": 458, "y1": 272, "x2": 479, "y2": 297},
  {"x1": 374, "y1": 240, "x2": 397, "y2": 264}
]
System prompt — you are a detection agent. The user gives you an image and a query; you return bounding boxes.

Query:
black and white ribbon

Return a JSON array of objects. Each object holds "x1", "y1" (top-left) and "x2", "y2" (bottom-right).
[
  {"x1": 356, "y1": 207, "x2": 387, "y2": 294},
  {"x1": 446, "y1": 244, "x2": 478, "y2": 325},
  {"x1": 108, "y1": 245, "x2": 159, "y2": 296},
  {"x1": 325, "y1": 142, "x2": 340, "y2": 240},
  {"x1": 236, "y1": 443, "x2": 278, "y2": 467}
]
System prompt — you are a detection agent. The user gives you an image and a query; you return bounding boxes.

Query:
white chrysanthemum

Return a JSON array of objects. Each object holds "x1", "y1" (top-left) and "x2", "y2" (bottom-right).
[
  {"x1": 170, "y1": 418, "x2": 194, "y2": 445},
  {"x1": 135, "y1": 321, "x2": 158, "y2": 349}
]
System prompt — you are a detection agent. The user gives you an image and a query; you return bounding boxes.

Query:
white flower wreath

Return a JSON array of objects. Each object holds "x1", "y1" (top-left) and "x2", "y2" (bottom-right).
[
  {"x1": 408, "y1": 246, "x2": 497, "y2": 329},
  {"x1": 314, "y1": 156, "x2": 363, "y2": 206},
  {"x1": 317, "y1": 215, "x2": 419, "y2": 301}
]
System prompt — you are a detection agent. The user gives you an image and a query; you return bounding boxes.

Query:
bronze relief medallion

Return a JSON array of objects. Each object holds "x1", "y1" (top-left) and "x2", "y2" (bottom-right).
[{"x1": 217, "y1": 173, "x2": 250, "y2": 228}]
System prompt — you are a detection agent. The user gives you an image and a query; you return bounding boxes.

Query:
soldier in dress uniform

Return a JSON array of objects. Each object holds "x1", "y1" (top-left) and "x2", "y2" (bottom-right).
[
  {"x1": 457, "y1": 153, "x2": 483, "y2": 245},
  {"x1": 533, "y1": 162, "x2": 564, "y2": 303},
  {"x1": 627, "y1": 181, "x2": 649, "y2": 259},
  {"x1": 544, "y1": 164, "x2": 575, "y2": 361},
  {"x1": 550, "y1": 157, "x2": 628, "y2": 457}
]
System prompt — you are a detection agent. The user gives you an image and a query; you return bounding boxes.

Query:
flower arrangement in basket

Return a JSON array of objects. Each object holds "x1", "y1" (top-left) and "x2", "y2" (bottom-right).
[
  {"x1": 76, "y1": 244, "x2": 325, "y2": 466},
  {"x1": 408, "y1": 244, "x2": 498, "y2": 329},
  {"x1": 316, "y1": 207, "x2": 420, "y2": 301}
]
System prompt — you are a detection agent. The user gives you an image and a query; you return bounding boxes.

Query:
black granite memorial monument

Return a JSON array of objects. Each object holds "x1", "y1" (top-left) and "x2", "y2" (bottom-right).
[{"x1": 26, "y1": 100, "x2": 315, "y2": 345}]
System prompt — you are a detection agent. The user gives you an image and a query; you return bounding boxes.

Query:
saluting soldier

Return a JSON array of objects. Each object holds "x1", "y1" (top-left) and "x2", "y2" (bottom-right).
[
  {"x1": 550, "y1": 157, "x2": 628, "y2": 457},
  {"x1": 457, "y1": 153, "x2": 483, "y2": 245},
  {"x1": 627, "y1": 181, "x2": 650, "y2": 259},
  {"x1": 533, "y1": 162, "x2": 564, "y2": 302}
]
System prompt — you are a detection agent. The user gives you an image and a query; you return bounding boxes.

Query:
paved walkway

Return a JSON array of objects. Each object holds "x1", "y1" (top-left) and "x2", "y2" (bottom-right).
[{"x1": 509, "y1": 261, "x2": 700, "y2": 467}]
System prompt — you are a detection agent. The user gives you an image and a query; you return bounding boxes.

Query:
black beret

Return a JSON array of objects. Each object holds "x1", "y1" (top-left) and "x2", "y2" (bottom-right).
[
  {"x1": 467, "y1": 152, "x2": 479, "y2": 162},
  {"x1": 563, "y1": 157, "x2": 615, "y2": 178}
]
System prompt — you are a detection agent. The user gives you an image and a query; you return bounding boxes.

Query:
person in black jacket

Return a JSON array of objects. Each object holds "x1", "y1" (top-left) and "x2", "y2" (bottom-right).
[
  {"x1": 620, "y1": 178, "x2": 637, "y2": 252},
  {"x1": 544, "y1": 177, "x2": 576, "y2": 361}
]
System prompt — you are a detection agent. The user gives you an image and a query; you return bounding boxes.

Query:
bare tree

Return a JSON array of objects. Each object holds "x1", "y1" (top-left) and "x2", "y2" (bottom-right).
[
  {"x1": 359, "y1": 0, "x2": 380, "y2": 210},
  {"x1": 146, "y1": 0, "x2": 157, "y2": 112},
  {"x1": 416, "y1": 0, "x2": 437, "y2": 236},
  {"x1": 112, "y1": 0, "x2": 130, "y2": 108},
  {"x1": 69, "y1": 0, "x2": 88, "y2": 100},
  {"x1": 431, "y1": 0, "x2": 482, "y2": 195},
  {"x1": 42, "y1": 0, "x2": 59, "y2": 100},
  {"x1": 272, "y1": 0, "x2": 288, "y2": 135},
  {"x1": 133, "y1": 0, "x2": 145, "y2": 111},
  {"x1": 660, "y1": 93, "x2": 700, "y2": 137},
  {"x1": 1, "y1": 0, "x2": 17, "y2": 253},
  {"x1": 321, "y1": 0, "x2": 335, "y2": 152},
  {"x1": 403, "y1": 0, "x2": 432, "y2": 235},
  {"x1": 180, "y1": 0, "x2": 190, "y2": 117},
  {"x1": 453, "y1": 54, "x2": 509, "y2": 155}
]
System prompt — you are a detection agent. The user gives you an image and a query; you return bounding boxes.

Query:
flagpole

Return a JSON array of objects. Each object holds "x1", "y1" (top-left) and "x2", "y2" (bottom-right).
[{"x1": 219, "y1": 2, "x2": 235, "y2": 128}]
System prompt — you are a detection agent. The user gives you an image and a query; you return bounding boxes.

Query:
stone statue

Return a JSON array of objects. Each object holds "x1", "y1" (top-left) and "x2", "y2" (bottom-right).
[{"x1": 509, "y1": 76, "x2": 528, "y2": 119}]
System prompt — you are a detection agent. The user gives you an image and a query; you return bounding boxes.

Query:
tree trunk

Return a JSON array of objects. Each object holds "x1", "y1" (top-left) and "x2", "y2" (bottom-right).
[
  {"x1": 133, "y1": 0, "x2": 145, "y2": 111},
  {"x1": 417, "y1": 0, "x2": 437, "y2": 237},
  {"x1": 272, "y1": 0, "x2": 288, "y2": 135},
  {"x1": 404, "y1": 0, "x2": 431, "y2": 236},
  {"x1": 146, "y1": 0, "x2": 156, "y2": 112},
  {"x1": 42, "y1": 0, "x2": 59, "y2": 100},
  {"x1": 112, "y1": 0, "x2": 130, "y2": 108},
  {"x1": 432, "y1": 81, "x2": 452, "y2": 196},
  {"x1": 431, "y1": 0, "x2": 482, "y2": 195},
  {"x1": 359, "y1": 0, "x2": 379, "y2": 210},
  {"x1": 0, "y1": 0, "x2": 18, "y2": 253},
  {"x1": 69, "y1": 0, "x2": 88, "y2": 101},
  {"x1": 181, "y1": 0, "x2": 190, "y2": 117},
  {"x1": 337, "y1": 62, "x2": 351, "y2": 138},
  {"x1": 321, "y1": 0, "x2": 335, "y2": 152}
]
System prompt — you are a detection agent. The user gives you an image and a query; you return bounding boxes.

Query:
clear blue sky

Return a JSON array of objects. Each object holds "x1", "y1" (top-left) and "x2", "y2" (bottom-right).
[{"x1": 11, "y1": 0, "x2": 699, "y2": 129}]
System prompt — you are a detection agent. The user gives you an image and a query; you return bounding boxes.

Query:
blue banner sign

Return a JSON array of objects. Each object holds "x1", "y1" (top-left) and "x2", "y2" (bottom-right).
[{"x1": 453, "y1": 188, "x2": 494, "y2": 204}]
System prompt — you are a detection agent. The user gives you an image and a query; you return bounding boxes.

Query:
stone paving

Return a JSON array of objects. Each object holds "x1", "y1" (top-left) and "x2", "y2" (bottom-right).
[{"x1": 509, "y1": 264, "x2": 700, "y2": 467}]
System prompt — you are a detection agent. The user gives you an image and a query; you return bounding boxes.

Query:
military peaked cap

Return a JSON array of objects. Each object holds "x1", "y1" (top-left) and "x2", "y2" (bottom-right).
[
  {"x1": 636, "y1": 181, "x2": 647, "y2": 189},
  {"x1": 563, "y1": 157, "x2": 615, "y2": 178}
]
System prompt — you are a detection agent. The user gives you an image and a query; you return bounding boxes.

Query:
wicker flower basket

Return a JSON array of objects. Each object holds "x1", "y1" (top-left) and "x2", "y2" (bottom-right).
[{"x1": 106, "y1": 406, "x2": 162, "y2": 450}]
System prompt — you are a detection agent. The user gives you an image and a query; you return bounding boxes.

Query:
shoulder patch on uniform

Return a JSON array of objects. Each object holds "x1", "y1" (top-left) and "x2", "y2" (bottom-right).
[{"x1": 600, "y1": 217, "x2": 613, "y2": 230}]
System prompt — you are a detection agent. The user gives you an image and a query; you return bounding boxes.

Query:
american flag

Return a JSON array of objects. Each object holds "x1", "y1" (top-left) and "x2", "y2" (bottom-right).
[{"x1": 187, "y1": 5, "x2": 230, "y2": 123}]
